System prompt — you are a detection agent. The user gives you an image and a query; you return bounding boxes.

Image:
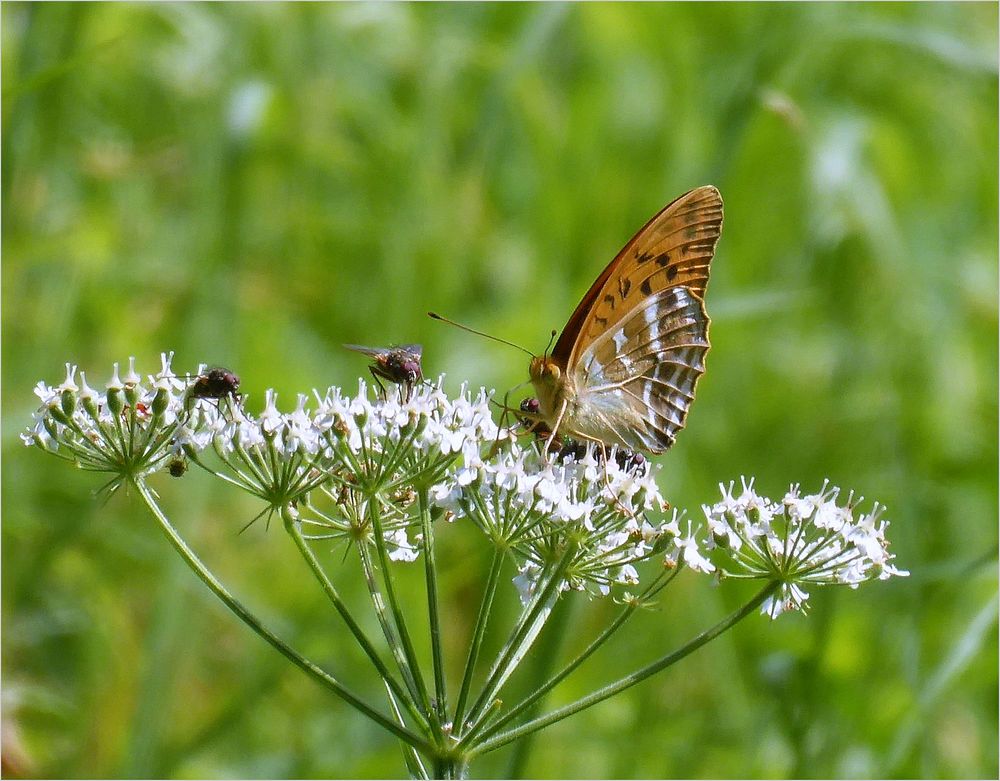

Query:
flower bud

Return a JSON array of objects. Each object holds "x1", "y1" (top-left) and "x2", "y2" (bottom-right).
[
  {"x1": 408, "y1": 410, "x2": 429, "y2": 439},
  {"x1": 151, "y1": 387, "x2": 170, "y2": 417},
  {"x1": 60, "y1": 388, "x2": 77, "y2": 418},
  {"x1": 78, "y1": 373, "x2": 100, "y2": 420},
  {"x1": 106, "y1": 387, "x2": 124, "y2": 417},
  {"x1": 44, "y1": 416, "x2": 61, "y2": 440},
  {"x1": 81, "y1": 393, "x2": 100, "y2": 421},
  {"x1": 47, "y1": 402, "x2": 70, "y2": 426}
]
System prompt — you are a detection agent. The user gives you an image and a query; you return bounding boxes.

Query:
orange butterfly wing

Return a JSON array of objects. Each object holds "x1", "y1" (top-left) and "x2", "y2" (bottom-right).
[
  {"x1": 551, "y1": 185, "x2": 723, "y2": 369},
  {"x1": 536, "y1": 186, "x2": 723, "y2": 453}
]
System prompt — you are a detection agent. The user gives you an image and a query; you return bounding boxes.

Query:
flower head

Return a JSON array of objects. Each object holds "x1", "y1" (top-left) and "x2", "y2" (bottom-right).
[
  {"x1": 430, "y1": 438, "x2": 708, "y2": 601},
  {"x1": 702, "y1": 477, "x2": 908, "y2": 618},
  {"x1": 22, "y1": 355, "x2": 192, "y2": 494}
]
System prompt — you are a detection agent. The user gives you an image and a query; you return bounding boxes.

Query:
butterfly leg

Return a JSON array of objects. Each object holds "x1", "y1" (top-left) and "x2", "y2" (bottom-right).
[
  {"x1": 490, "y1": 387, "x2": 515, "y2": 454},
  {"x1": 543, "y1": 399, "x2": 570, "y2": 460},
  {"x1": 592, "y1": 441, "x2": 643, "y2": 519}
]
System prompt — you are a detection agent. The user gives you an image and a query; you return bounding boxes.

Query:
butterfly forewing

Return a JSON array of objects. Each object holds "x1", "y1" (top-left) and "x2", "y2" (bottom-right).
[
  {"x1": 554, "y1": 185, "x2": 722, "y2": 368},
  {"x1": 574, "y1": 287, "x2": 710, "y2": 453}
]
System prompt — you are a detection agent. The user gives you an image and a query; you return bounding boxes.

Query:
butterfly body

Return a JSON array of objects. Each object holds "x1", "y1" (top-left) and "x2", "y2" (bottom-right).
[{"x1": 528, "y1": 186, "x2": 722, "y2": 455}]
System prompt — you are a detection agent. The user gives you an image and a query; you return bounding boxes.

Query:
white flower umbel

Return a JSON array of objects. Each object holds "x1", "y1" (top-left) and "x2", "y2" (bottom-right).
[
  {"x1": 299, "y1": 379, "x2": 507, "y2": 558},
  {"x1": 432, "y1": 441, "x2": 711, "y2": 602},
  {"x1": 21, "y1": 355, "x2": 190, "y2": 495},
  {"x1": 702, "y1": 477, "x2": 909, "y2": 618},
  {"x1": 25, "y1": 356, "x2": 911, "y2": 777}
]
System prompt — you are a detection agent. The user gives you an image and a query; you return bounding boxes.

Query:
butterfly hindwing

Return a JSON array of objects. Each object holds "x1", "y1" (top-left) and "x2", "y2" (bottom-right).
[{"x1": 573, "y1": 287, "x2": 710, "y2": 453}]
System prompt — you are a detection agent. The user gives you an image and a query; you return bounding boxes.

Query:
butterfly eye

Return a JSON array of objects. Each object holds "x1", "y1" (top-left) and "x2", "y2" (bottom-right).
[{"x1": 544, "y1": 363, "x2": 561, "y2": 380}]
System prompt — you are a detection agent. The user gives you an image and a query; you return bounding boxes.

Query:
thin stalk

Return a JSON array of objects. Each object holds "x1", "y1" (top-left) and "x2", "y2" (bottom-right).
[
  {"x1": 131, "y1": 478, "x2": 432, "y2": 754},
  {"x1": 504, "y1": 593, "x2": 575, "y2": 779},
  {"x1": 456, "y1": 698, "x2": 503, "y2": 754},
  {"x1": 492, "y1": 567, "x2": 679, "y2": 733},
  {"x1": 461, "y1": 545, "x2": 575, "y2": 737},
  {"x1": 418, "y1": 487, "x2": 448, "y2": 724},
  {"x1": 284, "y1": 509, "x2": 429, "y2": 733},
  {"x1": 452, "y1": 548, "x2": 504, "y2": 730},
  {"x1": 357, "y1": 533, "x2": 427, "y2": 712},
  {"x1": 366, "y1": 496, "x2": 438, "y2": 729},
  {"x1": 384, "y1": 681, "x2": 429, "y2": 780},
  {"x1": 469, "y1": 582, "x2": 780, "y2": 756}
]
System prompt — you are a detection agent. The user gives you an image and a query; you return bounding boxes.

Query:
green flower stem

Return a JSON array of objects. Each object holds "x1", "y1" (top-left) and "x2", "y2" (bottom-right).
[
  {"x1": 492, "y1": 567, "x2": 680, "y2": 734},
  {"x1": 384, "y1": 682, "x2": 430, "y2": 780},
  {"x1": 356, "y1": 532, "x2": 428, "y2": 717},
  {"x1": 283, "y1": 508, "x2": 430, "y2": 733},
  {"x1": 365, "y1": 496, "x2": 440, "y2": 735},
  {"x1": 131, "y1": 478, "x2": 432, "y2": 754},
  {"x1": 469, "y1": 581, "x2": 780, "y2": 756},
  {"x1": 452, "y1": 548, "x2": 504, "y2": 731},
  {"x1": 503, "y1": 592, "x2": 575, "y2": 779},
  {"x1": 461, "y1": 546, "x2": 576, "y2": 738},
  {"x1": 417, "y1": 487, "x2": 448, "y2": 724},
  {"x1": 455, "y1": 697, "x2": 502, "y2": 755},
  {"x1": 433, "y1": 754, "x2": 469, "y2": 781}
]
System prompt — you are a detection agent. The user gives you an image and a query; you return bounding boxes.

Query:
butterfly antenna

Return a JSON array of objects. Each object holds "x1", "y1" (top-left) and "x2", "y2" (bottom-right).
[{"x1": 427, "y1": 312, "x2": 535, "y2": 357}]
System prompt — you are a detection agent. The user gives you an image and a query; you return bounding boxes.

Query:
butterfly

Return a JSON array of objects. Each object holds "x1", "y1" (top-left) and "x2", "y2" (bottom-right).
[
  {"x1": 527, "y1": 185, "x2": 723, "y2": 454},
  {"x1": 343, "y1": 343, "x2": 424, "y2": 400}
]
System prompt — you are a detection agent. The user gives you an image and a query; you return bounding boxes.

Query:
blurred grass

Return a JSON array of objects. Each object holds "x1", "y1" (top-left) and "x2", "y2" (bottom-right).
[{"x1": 2, "y1": 2, "x2": 997, "y2": 778}]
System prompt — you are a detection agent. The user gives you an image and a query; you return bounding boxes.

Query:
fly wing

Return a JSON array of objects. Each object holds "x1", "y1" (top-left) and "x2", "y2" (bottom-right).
[{"x1": 343, "y1": 343, "x2": 390, "y2": 358}]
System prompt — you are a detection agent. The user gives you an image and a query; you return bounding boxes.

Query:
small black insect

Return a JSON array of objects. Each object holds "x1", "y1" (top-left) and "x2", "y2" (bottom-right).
[
  {"x1": 343, "y1": 344, "x2": 423, "y2": 401},
  {"x1": 184, "y1": 366, "x2": 242, "y2": 413},
  {"x1": 519, "y1": 397, "x2": 541, "y2": 416},
  {"x1": 555, "y1": 437, "x2": 646, "y2": 471},
  {"x1": 168, "y1": 457, "x2": 188, "y2": 478}
]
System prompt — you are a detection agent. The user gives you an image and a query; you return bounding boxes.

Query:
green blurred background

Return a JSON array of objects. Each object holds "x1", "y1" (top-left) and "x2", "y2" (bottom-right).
[{"x1": 3, "y1": 2, "x2": 997, "y2": 778}]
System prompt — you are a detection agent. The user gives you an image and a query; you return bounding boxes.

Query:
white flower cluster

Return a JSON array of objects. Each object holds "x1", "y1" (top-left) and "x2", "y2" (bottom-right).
[
  {"x1": 293, "y1": 379, "x2": 507, "y2": 559},
  {"x1": 313, "y1": 379, "x2": 506, "y2": 479},
  {"x1": 431, "y1": 443, "x2": 714, "y2": 602},
  {"x1": 25, "y1": 357, "x2": 906, "y2": 613},
  {"x1": 23, "y1": 357, "x2": 510, "y2": 560},
  {"x1": 702, "y1": 477, "x2": 908, "y2": 618},
  {"x1": 21, "y1": 356, "x2": 188, "y2": 484}
]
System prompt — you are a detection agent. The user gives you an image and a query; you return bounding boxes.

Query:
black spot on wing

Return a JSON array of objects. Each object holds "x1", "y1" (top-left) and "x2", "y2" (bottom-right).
[{"x1": 640, "y1": 279, "x2": 652, "y2": 296}]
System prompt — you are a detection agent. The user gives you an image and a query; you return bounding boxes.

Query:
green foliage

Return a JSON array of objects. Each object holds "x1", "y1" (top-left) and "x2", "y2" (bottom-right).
[{"x1": 3, "y1": 3, "x2": 996, "y2": 778}]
